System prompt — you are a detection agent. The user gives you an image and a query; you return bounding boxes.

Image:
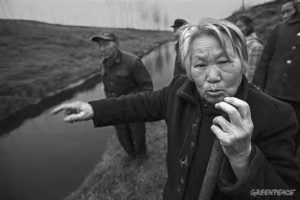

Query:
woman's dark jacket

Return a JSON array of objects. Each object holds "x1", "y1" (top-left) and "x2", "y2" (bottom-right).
[
  {"x1": 89, "y1": 76, "x2": 300, "y2": 200},
  {"x1": 252, "y1": 13, "x2": 300, "y2": 101}
]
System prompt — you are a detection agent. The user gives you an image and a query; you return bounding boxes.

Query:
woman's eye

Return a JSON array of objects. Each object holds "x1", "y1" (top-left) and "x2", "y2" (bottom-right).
[
  {"x1": 218, "y1": 60, "x2": 229, "y2": 65},
  {"x1": 195, "y1": 64, "x2": 207, "y2": 68}
]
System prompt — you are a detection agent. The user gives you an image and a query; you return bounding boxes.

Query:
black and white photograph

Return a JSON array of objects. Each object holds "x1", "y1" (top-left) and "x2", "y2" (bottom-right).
[{"x1": 0, "y1": 0, "x2": 299, "y2": 199}]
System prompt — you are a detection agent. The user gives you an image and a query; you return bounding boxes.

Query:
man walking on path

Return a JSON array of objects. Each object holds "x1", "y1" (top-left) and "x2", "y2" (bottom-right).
[{"x1": 90, "y1": 32, "x2": 153, "y2": 158}]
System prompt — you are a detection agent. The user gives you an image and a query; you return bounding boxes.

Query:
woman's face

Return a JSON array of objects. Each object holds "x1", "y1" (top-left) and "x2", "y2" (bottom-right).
[{"x1": 190, "y1": 34, "x2": 243, "y2": 105}]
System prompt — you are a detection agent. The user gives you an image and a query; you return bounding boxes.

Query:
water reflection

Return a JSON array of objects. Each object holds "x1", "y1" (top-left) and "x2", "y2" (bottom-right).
[
  {"x1": 143, "y1": 42, "x2": 175, "y2": 90},
  {"x1": 0, "y1": 42, "x2": 176, "y2": 200}
]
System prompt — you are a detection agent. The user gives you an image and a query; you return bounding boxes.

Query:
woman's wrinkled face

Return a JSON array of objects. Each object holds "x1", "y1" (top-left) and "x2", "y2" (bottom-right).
[{"x1": 190, "y1": 34, "x2": 243, "y2": 104}]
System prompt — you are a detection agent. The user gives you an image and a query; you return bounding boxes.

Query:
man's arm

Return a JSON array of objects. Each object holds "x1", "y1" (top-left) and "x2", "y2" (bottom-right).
[{"x1": 133, "y1": 59, "x2": 153, "y2": 92}]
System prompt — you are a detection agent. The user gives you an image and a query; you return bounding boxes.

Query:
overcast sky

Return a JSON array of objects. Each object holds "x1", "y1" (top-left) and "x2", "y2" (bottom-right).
[{"x1": 0, "y1": 0, "x2": 273, "y2": 29}]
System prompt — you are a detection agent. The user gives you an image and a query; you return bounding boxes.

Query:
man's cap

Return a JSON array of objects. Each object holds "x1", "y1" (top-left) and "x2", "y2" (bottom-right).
[
  {"x1": 171, "y1": 18, "x2": 188, "y2": 28},
  {"x1": 90, "y1": 32, "x2": 118, "y2": 42}
]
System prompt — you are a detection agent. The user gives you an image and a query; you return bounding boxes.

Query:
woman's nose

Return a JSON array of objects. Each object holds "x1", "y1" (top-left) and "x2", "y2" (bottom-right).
[{"x1": 206, "y1": 66, "x2": 221, "y2": 83}]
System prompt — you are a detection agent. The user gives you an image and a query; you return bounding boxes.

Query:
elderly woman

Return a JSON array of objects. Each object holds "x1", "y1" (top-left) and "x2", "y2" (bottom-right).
[{"x1": 53, "y1": 19, "x2": 299, "y2": 200}]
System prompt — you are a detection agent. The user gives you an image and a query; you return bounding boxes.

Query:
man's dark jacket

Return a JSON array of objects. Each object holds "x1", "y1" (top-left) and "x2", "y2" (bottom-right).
[
  {"x1": 90, "y1": 76, "x2": 300, "y2": 200},
  {"x1": 252, "y1": 13, "x2": 300, "y2": 101},
  {"x1": 101, "y1": 49, "x2": 153, "y2": 97}
]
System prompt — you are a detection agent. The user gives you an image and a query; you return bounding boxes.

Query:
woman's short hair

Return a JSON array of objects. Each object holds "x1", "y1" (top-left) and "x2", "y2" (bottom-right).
[{"x1": 177, "y1": 18, "x2": 248, "y2": 80}]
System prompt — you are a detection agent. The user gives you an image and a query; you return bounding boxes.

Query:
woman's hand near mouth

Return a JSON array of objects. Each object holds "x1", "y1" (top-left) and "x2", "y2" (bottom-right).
[{"x1": 211, "y1": 96, "x2": 253, "y2": 180}]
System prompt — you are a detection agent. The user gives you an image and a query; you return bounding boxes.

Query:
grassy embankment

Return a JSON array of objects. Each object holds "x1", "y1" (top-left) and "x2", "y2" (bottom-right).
[
  {"x1": 65, "y1": 121, "x2": 168, "y2": 200},
  {"x1": 64, "y1": 1, "x2": 300, "y2": 200},
  {"x1": 0, "y1": 20, "x2": 173, "y2": 121}
]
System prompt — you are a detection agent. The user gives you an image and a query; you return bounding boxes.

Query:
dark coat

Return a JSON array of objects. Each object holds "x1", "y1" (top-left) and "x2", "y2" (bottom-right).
[
  {"x1": 101, "y1": 49, "x2": 153, "y2": 97},
  {"x1": 252, "y1": 13, "x2": 300, "y2": 101},
  {"x1": 90, "y1": 76, "x2": 300, "y2": 200}
]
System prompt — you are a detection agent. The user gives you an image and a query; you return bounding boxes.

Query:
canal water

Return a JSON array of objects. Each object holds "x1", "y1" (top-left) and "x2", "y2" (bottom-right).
[{"x1": 0, "y1": 42, "x2": 176, "y2": 200}]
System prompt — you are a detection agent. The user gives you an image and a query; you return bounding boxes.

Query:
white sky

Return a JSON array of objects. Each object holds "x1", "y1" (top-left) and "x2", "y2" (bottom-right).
[{"x1": 0, "y1": 0, "x2": 273, "y2": 29}]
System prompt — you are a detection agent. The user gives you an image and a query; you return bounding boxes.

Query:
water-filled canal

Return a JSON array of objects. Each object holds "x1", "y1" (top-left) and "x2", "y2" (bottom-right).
[{"x1": 0, "y1": 42, "x2": 176, "y2": 200}]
